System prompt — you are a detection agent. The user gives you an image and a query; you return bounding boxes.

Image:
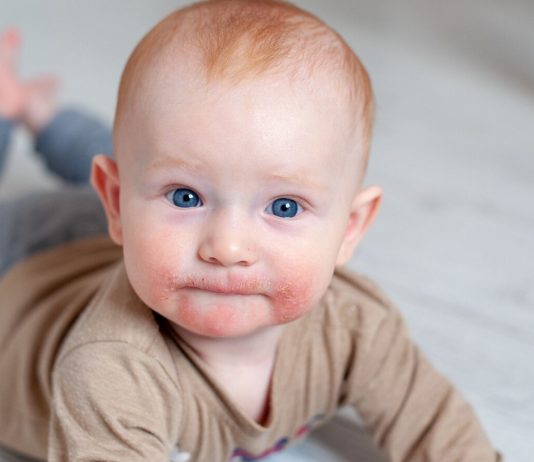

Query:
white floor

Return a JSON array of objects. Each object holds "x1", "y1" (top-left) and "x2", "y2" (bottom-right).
[{"x1": 1, "y1": 1, "x2": 533, "y2": 461}]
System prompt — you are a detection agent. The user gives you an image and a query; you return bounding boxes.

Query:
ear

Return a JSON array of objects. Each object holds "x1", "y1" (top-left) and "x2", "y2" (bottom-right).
[
  {"x1": 336, "y1": 185, "x2": 382, "y2": 266},
  {"x1": 91, "y1": 154, "x2": 123, "y2": 245}
]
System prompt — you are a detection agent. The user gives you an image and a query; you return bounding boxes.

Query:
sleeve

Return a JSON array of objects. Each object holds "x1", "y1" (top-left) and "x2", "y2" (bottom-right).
[
  {"x1": 49, "y1": 342, "x2": 182, "y2": 462},
  {"x1": 0, "y1": 117, "x2": 15, "y2": 177},
  {"x1": 339, "y1": 300, "x2": 501, "y2": 462},
  {"x1": 34, "y1": 108, "x2": 113, "y2": 184}
]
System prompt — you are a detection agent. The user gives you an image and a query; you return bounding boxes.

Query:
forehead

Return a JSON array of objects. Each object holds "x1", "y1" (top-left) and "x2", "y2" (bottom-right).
[
  {"x1": 118, "y1": 71, "x2": 354, "y2": 172},
  {"x1": 116, "y1": 72, "x2": 369, "y2": 203}
]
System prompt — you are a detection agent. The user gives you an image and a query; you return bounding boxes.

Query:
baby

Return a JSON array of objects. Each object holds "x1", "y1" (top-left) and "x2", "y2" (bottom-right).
[{"x1": 0, "y1": 1, "x2": 500, "y2": 461}]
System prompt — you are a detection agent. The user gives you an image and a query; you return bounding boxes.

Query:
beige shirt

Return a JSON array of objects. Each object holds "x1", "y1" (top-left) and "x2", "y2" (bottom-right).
[{"x1": 0, "y1": 236, "x2": 499, "y2": 461}]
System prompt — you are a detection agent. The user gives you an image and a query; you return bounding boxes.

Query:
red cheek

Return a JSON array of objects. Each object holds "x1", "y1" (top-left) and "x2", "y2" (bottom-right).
[
  {"x1": 150, "y1": 268, "x2": 180, "y2": 305},
  {"x1": 270, "y1": 267, "x2": 321, "y2": 323}
]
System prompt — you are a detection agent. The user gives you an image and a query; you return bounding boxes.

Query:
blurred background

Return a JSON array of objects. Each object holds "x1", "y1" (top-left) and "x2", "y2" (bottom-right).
[{"x1": 1, "y1": 1, "x2": 533, "y2": 461}]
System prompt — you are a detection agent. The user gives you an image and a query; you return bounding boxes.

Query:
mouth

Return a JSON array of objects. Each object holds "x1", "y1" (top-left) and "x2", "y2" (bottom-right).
[
  {"x1": 184, "y1": 286, "x2": 255, "y2": 296},
  {"x1": 167, "y1": 273, "x2": 267, "y2": 297}
]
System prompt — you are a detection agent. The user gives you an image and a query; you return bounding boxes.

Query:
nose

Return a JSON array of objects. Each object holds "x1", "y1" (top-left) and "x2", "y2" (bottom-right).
[{"x1": 198, "y1": 210, "x2": 257, "y2": 267}]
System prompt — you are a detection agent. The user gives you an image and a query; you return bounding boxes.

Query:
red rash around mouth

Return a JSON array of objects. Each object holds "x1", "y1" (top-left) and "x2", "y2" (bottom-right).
[{"x1": 153, "y1": 266, "x2": 320, "y2": 337}]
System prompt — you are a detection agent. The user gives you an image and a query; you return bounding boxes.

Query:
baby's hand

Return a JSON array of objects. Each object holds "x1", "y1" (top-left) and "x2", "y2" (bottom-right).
[{"x1": 0, "y1": 27, "x2": 25, "y2": 120}]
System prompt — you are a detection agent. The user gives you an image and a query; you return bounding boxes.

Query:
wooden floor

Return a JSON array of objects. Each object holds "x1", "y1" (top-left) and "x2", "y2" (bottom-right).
[{"x1": 1, "y1": 1, "x2": 532, "y2": 461}]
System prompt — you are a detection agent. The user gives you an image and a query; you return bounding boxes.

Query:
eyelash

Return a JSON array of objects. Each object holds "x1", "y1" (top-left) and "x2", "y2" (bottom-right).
[{"x1": 164, "y1": 187, "x2": 305, "y2": 218}]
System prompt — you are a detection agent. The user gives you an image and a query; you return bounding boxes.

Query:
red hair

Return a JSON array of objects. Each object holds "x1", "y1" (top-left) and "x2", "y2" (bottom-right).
[{"x1": 115, "y1": 0, "x2": 373, "y2": 167}]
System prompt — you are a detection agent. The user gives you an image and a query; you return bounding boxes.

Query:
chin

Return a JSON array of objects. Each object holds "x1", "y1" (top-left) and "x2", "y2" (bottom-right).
[
  {"x1": 172, "y1": 317, "x2": 273, "y2": 339},
  {"x1": 153, "y1": 284, "x2": 317, "y2": 339}
]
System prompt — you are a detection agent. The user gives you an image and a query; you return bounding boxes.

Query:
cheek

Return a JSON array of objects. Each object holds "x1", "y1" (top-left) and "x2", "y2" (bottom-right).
[
  {"x1": 122, "y1": 229, "x2": 192, "y2": 309},
  {"x1": 269, "y1": 262, "x2": 331, "y2": 324},
  {"x1": 267, "y1": 231, "x2": 342, "y2": 323}
]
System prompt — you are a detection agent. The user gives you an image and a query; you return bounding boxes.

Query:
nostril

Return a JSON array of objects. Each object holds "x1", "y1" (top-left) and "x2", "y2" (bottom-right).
[
  {"x1": 205, "y1": 256, "x2": 251, "y2": 266},
  {"x1": 198, "y1": 233, "x2": 256, "y2": 267}
]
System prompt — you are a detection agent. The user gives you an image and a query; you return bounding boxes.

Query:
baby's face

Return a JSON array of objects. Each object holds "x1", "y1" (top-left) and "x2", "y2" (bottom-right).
[{"x1": 113, "y1": 76, "x2": 365, "y2": 338}]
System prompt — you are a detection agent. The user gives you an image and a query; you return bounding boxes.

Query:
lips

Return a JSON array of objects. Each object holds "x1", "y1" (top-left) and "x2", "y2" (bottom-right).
[
  {"x1": 176, "y1": 274, "x2": 267, "y2": 296},
  {"x1": 184, "y1": 285, "x2": 256, "y2": 296},
  {"x1": 164, "y1": 270, "x2": 271, "y2": 297}
]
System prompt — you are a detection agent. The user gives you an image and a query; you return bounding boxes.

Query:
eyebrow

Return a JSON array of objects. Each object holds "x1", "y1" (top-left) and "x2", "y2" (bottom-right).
[
  {"x1": 148, "y1": 156, "x2": 204, "y2": 173},
  {"x1": 148, "y1": 155, "x2": 329, "y2": 192},
  {"x1": 265, "y1": 172, "x2": 329, "y2": 192}
]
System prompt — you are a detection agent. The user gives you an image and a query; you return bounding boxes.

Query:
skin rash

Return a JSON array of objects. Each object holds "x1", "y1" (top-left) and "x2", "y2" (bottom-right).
[{"x1": 148, "y1": 264, "x2": 320, "y2": 338}]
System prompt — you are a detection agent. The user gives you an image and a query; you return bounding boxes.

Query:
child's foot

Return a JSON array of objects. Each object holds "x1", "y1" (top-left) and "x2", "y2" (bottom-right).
[
  {"x1": 22, "y1": 74, "x2": 60, "y2": 134},
  {"x1": 0, "y1": 27, "x2": 25, "y2": 120}
]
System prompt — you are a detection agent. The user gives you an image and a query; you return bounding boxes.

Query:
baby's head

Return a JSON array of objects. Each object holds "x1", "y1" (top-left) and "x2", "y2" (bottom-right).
[{"x1": 92, "y1": 0, "x2": 382, "y2": 338}]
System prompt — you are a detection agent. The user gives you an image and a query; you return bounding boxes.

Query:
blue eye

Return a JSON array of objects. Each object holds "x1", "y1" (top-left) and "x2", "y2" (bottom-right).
[
  {"x1": 269, "y1": 198, "x2": 300, "y2": 218},
  {"x1": 169, "y1": 188, "x2": 202, "y2": 208}
]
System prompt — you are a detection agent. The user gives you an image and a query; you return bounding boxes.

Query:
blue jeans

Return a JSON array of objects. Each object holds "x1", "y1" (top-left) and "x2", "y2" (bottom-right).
[{"x1": 0, "y1": 109, "x2": 113, "y2": 277}]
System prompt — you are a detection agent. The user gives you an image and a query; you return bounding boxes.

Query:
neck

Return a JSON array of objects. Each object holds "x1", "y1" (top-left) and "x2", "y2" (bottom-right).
[{"x1": 172, "y1": 324, "x2": 286, "y2": 370}]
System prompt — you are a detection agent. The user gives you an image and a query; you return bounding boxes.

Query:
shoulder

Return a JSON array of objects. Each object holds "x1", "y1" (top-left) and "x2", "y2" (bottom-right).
[
  {"x1": 0, "y1": 235, "x2": 121, "y2": 298},
  {"x1": 53, "y1": 340, "x2": 181, "y2": 401},
  {"x1": 50, "y1": 262, "x2": 186, "y2": 452},
  {"x1": 51, "y1": 341, "x2": 182, "y2": 456},
  {"x1": 329, "y1": 267, "x2": 394, "y2": 309},
  {"x1": 313, "y1": 267, "x2": 402, "y2": 339},
  {"x1": 55, "y1": 261, "x2": 178, "y2": 386}
]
